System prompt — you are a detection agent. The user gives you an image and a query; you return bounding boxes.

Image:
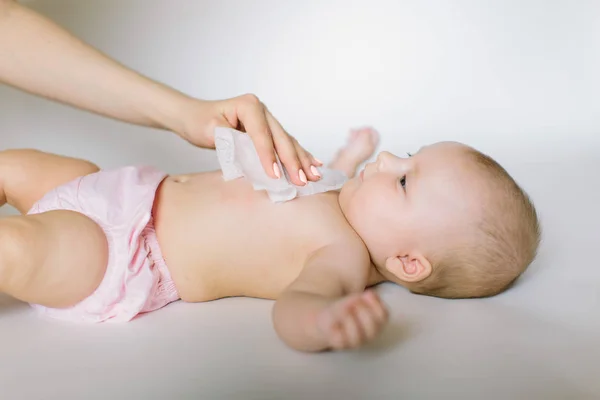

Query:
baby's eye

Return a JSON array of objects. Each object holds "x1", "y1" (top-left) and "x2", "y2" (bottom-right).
[{"x1": 399, "y1": 176, "x2": 406, "y2": 189}]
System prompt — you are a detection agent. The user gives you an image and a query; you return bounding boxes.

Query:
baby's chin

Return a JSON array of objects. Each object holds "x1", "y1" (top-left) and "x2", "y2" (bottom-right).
[{"x1": 336, "y1": 177, "x2": 359, "y2": 213}]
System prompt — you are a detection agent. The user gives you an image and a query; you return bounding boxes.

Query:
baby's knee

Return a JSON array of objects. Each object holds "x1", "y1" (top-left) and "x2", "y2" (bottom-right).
[
  {"x1": 0, "y1": 148, "x2": 42, "y2": 164},
  {"x1": 0, "y1": 148, "x2": 99, "y2": 173}
]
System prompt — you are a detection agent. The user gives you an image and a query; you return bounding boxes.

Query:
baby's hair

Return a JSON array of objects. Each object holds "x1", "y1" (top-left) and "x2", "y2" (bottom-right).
[{"x1": 410, "y1": 148, "x2": 541, "y2": 299}]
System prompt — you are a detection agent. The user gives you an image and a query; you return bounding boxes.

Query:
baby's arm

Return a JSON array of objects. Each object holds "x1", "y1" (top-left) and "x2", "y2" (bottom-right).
[{"x1": 273, "y1": 243, "x2": 388, "y2": 352}]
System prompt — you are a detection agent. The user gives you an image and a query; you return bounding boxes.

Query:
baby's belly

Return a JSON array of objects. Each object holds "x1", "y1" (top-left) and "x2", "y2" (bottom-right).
[{"x1": 152, "y1": 171, "x2": 331, "y2": 302}]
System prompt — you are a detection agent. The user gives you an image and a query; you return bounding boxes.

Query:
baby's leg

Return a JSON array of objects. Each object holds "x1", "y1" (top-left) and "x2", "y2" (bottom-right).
[
  {"x1": 328, "y1": 127, "x2": 379, "y2": 178},
  {"x1": 0, "y1": 150, "x2": 107, "y2": 308},
  {"x1": 0, "y1": 211, "x2": 108, "y2": 308},
  {"x1": 0, "y1": 149, "x2": 99, "y2": 214}
]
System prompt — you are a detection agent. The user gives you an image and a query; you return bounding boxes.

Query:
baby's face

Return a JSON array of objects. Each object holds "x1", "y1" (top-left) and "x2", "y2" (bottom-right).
[{"x1": 339, "y1": 142, "x2": 482, "y2": 280}]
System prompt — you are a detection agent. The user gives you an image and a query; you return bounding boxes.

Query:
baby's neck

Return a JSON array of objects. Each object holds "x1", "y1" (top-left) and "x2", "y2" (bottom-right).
[{"x1": 367, "y1": 263, "x2": 387, "y2": 287}]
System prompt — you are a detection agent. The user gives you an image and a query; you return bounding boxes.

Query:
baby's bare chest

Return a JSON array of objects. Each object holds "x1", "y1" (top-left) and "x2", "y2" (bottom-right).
[{"x1": 154, "y1": 173, "x2": 351, "y2": 301}]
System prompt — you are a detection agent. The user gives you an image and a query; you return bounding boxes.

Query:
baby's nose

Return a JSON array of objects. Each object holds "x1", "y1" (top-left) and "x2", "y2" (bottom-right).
[{"x1": 376, "y1": 151, "x2": 398, "y2": 170}]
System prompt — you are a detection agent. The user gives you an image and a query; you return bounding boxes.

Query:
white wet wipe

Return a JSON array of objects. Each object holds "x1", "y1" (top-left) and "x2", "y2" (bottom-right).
[{"x1": 214, "y1": 127, "x2": 348, "y2": 203}]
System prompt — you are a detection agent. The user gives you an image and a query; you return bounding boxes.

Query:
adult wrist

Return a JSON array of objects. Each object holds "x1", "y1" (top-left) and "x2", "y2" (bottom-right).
[{"x1": 146, "y1": 85, "x2": 195, "y2": 137}]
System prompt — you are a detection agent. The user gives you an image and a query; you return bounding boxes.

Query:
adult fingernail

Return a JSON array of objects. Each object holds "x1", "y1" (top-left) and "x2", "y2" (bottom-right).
[
  {"x1": 273, "y1": 163, "x2": 281, "y2": 179},
  {"x1": 310, "y1": 165, "x2": 321, "y2": 177},
  {"x1": 299, "y1": 169, "x2": 308, "y2": 184},
  {"x1": 314, "y1": 158, "x2": 324, "y2": 166}
]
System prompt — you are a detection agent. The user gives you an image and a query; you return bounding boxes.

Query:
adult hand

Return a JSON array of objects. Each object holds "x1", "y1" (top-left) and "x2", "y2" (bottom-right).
[
  {"x1": 0, "y1": 3, "x2": 319, "y2": 185},
  {"x1": 179, "y1": 94, "x2": 323, "y2": 186}
]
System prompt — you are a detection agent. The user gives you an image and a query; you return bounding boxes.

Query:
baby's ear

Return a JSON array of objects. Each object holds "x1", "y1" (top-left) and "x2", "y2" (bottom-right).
[{"x1": 385, "y1": 254, "x2": 432, "y2": 283}]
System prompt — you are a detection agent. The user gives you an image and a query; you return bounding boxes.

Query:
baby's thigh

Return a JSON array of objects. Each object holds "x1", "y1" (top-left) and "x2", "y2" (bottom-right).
[
  {"x1": 1, "y1": 210, "x2": 108, "y2": 308},
  {"x1": 0, "y1": 149, "x2": 99, "y2": 214}
]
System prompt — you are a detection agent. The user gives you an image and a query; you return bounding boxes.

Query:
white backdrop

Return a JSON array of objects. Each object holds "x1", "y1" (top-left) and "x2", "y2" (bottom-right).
[
  {"x1": 3, "y1": 0, "x2": 599, "y2": 169},
  {"x1": 1, "y1": 1, "x2": 600, "y2": 399}
]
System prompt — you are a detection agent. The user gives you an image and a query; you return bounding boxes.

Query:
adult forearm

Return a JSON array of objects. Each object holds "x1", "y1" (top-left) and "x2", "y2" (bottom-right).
[{"x1": 0, "y1": 1, "x2": 191, "y2": 134}]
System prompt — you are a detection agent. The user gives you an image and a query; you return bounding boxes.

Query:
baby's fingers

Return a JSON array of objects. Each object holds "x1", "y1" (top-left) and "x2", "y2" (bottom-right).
[
  {"x1": 320, "y1": 293, "x2": 384, "y2": 350},
  {"x1": 336, "y1": 295, "x2": 375, "y2": 349},
  {"x1": 319, "y1": 295, "x2": 359, "y2": 349},
  {"x1": 363, "y1": 290, "x2": 389, "y2": 325},
  {"x1": 329, "y1": 322, "x2": 346, "y2": 350},
  {"x1": 354, "y1": 300, "x2": 381, "y2": 342},
  {"x1": 340, "y1": 310, "x2": 363, "y2": 348}
]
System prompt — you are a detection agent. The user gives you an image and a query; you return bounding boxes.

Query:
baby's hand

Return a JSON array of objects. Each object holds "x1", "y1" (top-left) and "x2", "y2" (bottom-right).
[{"x1": 316, "y1": 290, "x2": 388, "y2": 350}]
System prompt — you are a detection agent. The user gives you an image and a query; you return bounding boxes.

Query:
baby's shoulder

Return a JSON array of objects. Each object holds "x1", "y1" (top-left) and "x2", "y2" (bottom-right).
[{"x1": 290, "y1": 192, "x2": 367, "y2": 252}]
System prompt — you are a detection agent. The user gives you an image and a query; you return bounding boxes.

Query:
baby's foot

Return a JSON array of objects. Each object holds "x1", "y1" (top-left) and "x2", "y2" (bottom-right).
[
  {"x1": 330, "y1": 127, "x2": 380, "y2": 177},
  {"x1": 343, "y1": 127, "x2": 380, "y2": 164}
]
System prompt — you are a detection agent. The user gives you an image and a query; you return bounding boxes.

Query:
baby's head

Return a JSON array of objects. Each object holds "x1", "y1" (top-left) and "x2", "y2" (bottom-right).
[{"x1": 339, "y1": 142, "x2": 540, "y2": 298}]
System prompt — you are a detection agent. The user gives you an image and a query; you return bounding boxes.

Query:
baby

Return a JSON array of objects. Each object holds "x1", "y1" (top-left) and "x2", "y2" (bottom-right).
[{"x1": 0, "y1": 127, "x2": 540, "y2": 352}]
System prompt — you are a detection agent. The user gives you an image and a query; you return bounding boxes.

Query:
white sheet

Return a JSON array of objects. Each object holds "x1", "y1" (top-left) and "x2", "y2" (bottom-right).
[{"x1": 1, "y1": 150, "x2": 598, "y2": 399}]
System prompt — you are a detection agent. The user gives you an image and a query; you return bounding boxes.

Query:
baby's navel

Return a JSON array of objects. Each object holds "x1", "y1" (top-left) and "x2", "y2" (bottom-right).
[{"x1": 171, "y1": 174, "x2": 191, "y2": 183}]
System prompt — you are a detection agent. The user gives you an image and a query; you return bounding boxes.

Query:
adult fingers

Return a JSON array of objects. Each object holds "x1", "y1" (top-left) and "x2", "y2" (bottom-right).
[
  {"x1": 264, "y1": 110, "x2": 310, "y2": 185},
  {"x1": 235, "y1": 94, "x2": 279, "y2": 179},
  {"x1": 293, "y1": 139, "x2": 321, "y2": 181}
]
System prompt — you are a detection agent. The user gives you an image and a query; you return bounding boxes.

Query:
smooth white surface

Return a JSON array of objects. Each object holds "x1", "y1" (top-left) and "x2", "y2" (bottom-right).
[{"x1": 1, "y1": 1, "x2": 599, "y2": 399}]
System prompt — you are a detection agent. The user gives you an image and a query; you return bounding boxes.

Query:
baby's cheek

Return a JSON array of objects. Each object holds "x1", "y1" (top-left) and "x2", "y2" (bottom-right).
[{"x1": 350, "y1": 194, "x2": 379, "y2": 231}]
